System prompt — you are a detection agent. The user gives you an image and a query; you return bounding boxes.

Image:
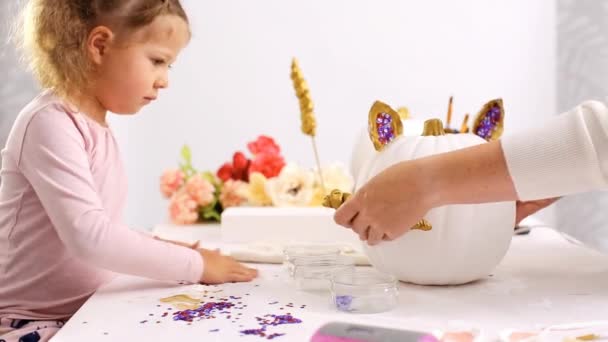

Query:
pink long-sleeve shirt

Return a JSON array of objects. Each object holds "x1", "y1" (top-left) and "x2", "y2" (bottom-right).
[{"x1": 0, "y1": 91, "x2": 203, "y2": 320}]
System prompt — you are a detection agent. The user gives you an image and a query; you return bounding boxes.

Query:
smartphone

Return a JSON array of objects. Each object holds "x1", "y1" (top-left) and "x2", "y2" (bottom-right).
[{"x1": 310, "y1": 321, "x2": 438, "y2": 342}]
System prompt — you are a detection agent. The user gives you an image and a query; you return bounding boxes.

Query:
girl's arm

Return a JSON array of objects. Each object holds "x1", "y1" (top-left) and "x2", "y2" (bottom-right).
[{"x1": 18, "y1": 108, "x2": 203, "y2": 283}]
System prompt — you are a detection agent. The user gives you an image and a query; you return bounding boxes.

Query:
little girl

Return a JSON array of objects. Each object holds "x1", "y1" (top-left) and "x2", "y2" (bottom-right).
[{"x1": 0, "y1": 1, "x2": 257, "y2": 341}]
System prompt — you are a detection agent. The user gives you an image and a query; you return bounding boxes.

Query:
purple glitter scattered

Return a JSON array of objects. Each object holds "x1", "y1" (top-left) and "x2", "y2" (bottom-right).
[
  {"x1": 240, "y1": 314, "x2": 303, "y2": 339},
  {"x1": 335, "y1": 295, "x2": 353, "y2": 311},
  {"x1": 155, "y1": 292, "x2": 305, "y2": 340},
  {"x1": 241, "y1": 327, "x2": 268, "y2": 338},
  {"x1": 268, "y1": 333, "x2": 286, "y2": 340},
  {"x1": 172, "y1": 302, "x2": 235, "y2": 322},
  {"x1": 256, "y1": 314, "x2": 302, "y2": 327}
]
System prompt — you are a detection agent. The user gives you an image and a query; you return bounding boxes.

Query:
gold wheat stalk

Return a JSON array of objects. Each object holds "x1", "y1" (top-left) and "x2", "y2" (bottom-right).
[{"x1": 290, "y1": 58, "x2": 326, "y2": 193}]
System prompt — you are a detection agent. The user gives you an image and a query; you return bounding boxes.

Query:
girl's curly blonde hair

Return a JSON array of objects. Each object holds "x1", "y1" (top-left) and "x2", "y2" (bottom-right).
[{"x1": 13, "y1": 0, "x2": 189, "y2": 98}]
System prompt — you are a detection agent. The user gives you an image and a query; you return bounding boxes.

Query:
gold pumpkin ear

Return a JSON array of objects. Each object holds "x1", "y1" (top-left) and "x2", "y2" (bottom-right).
[
  {"x1": 322, "y1": 189, "x2": 351, "y2": 209},
  {"x1": 472, "y1": 99, "x2": 505, "y2": 141},
  {"x1": 368, "y1": 101, "x2": 403, "y2": 151}
]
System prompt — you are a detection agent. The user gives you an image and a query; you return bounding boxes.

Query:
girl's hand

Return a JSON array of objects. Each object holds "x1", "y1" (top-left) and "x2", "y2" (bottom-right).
[{"x1": 197, "y1": 248, "x2": 258, "y2": 284}]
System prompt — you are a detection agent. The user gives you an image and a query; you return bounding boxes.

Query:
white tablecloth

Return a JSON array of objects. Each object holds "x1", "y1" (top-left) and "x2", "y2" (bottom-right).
[{"x1": 50, "y1": 228, "x2": 608, "y2": 342}]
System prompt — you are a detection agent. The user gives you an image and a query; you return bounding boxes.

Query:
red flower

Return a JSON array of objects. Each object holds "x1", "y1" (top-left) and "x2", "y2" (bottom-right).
[
  {"x1": 249, "y1": 153, "x2": 285, "y2": 178},
  {"x1": 217, "y1": 163, "x2": 233, "y2": 182},
  {"x1": 217, "y1": 151, "x2": 251, "y2": 182},
  {"x1": 247, "y1": 135, "x2": 281, "y2": 156}
]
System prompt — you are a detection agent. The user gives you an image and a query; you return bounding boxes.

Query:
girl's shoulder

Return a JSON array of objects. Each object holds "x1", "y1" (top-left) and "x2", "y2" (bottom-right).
[
  {"x1": 5, "y1": 90, "x2": 92, "y2": 163},
  {"x1": 12, "y1": 90, "x2": 80, "y2": 132}
]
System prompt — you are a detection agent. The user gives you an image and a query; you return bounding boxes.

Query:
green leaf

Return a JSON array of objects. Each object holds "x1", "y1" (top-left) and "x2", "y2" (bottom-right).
[
  {"x1": 199, "y1": 199, "x2": 221, "y2": 222},
  {"x1": 204, "y1": 196, "x2": 219, "y2": 211},
  {"x1": 202, "y1": 171, "x2": 221, "y2": 187},
  {"x1": 200, "y1": 199, "x2": 221, "y2": 221},
  {"x1": 201, "y1": 210, "x2": 221, "y2": 222},
  {"x1": 181, "y1": 145, "x2": 192, "y2": 164}
]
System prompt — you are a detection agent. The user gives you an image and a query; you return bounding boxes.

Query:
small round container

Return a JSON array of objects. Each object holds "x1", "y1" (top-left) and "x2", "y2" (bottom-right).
[
  {"x1": 283, "y1": 245, "x2": 341, "y2": 278},
  {"x1": 330, "y1": 269, "x2": 399, "y2": 314},
  {"x1": 292, "y1": 256, "x2": 355, "y2": 291}
]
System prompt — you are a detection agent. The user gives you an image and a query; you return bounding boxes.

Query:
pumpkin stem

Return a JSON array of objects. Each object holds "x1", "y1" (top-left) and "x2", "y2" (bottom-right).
[
  {"x1": 397, "y1": 106, "x2": 410, "y2": 120},
  {"x1": 422, "y1": 119, "x2": 446, "y2": 136}
]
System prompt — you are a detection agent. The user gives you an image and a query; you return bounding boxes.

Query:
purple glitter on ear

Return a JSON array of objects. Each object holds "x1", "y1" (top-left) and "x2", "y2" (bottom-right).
[
  {"x1": 475, "y1": 104, "x2": 502, "y2": 140},
  {"x1": 335, "y1": 295, "x2": 353, "y2": 311},
  {"x1": 376, "y1": 113, "x2": 395, "y2": 145}
]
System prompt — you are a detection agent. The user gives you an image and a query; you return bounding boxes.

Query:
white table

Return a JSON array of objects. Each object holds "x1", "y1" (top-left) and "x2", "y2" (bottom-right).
[{"x1": 51, "y1": 228, "x2": 608, "y2": 342}]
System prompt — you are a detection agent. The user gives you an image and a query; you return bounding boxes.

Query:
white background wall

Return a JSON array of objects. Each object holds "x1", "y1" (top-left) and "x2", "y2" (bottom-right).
[
  {"x1": 554, "y1": 0, "x2": 608, "y2": 245},
  {"x1": 94, "y1": 1, "x2": 554, "y2": 228}
]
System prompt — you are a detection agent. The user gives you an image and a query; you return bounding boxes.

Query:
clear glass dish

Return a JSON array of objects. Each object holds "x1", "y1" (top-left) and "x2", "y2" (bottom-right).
[
  {"x1": 292, "y1": 256, "x2": 355, "y2": 291},
  {"x1": 283, "y1": 245, "x2": 341, "y2": 278},
  {"x1": 331, "y1": 269, "x2": 399, "y2": 313}
]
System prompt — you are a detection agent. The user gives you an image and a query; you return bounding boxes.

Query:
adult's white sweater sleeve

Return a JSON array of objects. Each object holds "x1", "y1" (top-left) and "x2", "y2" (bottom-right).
[{"x1": 502, "y1": 101, "x2": 608, "y2": 201}]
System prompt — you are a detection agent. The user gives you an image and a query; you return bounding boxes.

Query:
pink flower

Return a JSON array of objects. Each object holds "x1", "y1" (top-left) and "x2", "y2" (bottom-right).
[
  {"x1": 169, "y1": 190, "x2": 199, "y2": 225},
  {"x1": 185, "y1": 174, "x2": 215, "y2": 206},
  {"x1": 249, "y1": 153, "x2": 285, "y2": 179},
  {"x1": 160, "y1": 169, "x2": 185, "y2": 198},
  {"x1": 247, "y1": 135, "x2": 281, "y2": 156},
  {"x1": 219, "y1": 180, "x2": 248, "y2": 208}
]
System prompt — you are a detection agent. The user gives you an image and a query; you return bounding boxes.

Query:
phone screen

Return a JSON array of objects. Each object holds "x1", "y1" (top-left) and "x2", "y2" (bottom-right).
[{"x1": 311, "y1": 321, "x2": 438, "y2": 342}]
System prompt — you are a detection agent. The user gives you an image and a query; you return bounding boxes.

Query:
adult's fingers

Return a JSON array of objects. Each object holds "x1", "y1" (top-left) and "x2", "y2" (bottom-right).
[
  {"x1": 367, "y1": 227, "x2": 385, "y2": 246},
  {"x1": 334, "y1": 195, "x2": 360, "y2": 227}
]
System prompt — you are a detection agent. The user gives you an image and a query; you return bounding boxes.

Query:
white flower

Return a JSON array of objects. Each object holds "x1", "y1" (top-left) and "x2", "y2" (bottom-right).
[
  {"x1": 265, "y1": 163, "x2": 315, "y2": 207},
  {"x1": 314, "y1": 162, "x2": 354, "y2": 195}
]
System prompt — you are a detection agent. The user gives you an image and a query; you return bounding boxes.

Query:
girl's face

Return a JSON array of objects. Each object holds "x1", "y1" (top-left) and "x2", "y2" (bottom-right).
[{"x1": 91, "y1": 15, "x2": 190, "y2": 115}]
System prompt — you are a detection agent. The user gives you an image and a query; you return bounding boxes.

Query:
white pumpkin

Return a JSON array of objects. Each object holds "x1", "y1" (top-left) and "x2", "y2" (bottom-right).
[
  {"x1": 350, "y1": 116, "x2": 424, "y2": 183},
  {"x1": 357, "y1": 100, "x2": 514, "y2": 285}
]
